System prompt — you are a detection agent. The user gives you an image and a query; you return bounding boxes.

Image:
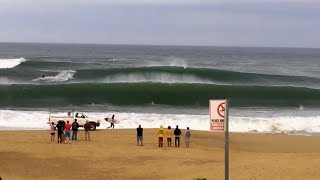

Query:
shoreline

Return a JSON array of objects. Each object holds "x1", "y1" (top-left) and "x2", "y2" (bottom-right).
[
  {"x1": 1, "y1": 129, "x2": 320, "y2": 179},
  {"x1": 0, "y1": 128, "x2": 319, "y2": 137}
]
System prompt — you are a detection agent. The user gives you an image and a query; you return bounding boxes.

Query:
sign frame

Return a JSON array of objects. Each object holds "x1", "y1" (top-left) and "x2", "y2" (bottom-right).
[
  {"x1": 209, "y1": 99, "x2": 226, "y2": 132},
  {"x1": 209, "y1": 99, "x2": 229, "y2": 180}
]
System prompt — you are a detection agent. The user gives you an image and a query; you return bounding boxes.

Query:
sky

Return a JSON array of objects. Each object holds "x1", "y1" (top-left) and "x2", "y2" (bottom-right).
[{"x1": 0, "y1": 0, "x2": 319, "y2": 48}]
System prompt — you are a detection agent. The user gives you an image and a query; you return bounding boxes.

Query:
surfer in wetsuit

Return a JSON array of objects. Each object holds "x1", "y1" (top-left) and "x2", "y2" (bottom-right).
[{"x1": 106, "y1": 114, "x2": 115, "y2": 129}]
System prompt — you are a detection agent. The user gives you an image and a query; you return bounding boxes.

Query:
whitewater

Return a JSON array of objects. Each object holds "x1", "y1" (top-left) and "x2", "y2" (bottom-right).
[
  {"x1": 0, "y1": 58, "x2": 26, "y2": 69},
  {"x1": 0, "y1": 110, "x2": 319, "y2": 135}
]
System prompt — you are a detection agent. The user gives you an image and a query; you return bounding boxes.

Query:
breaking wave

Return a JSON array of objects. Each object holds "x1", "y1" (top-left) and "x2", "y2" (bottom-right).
[{"x1": 0, "y1": 58, "x2": 27, "y2": 69}]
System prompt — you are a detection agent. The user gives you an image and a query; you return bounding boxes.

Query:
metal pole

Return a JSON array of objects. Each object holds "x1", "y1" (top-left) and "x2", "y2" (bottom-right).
[{"x1": 225, "y1": 100, "x2": 229, "y2": 180}]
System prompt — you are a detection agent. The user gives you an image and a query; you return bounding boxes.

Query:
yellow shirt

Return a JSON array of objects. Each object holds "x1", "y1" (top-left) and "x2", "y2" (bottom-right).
[
  {"x1": 165, "y1": 129, "x2": 173, "y2": 138},
  {"x1": 157, "y1": 128, "x2": 165, "y2": 137}
]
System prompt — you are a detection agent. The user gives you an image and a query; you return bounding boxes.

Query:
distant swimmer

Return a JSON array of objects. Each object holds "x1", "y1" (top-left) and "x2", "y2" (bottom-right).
[{"x1": 41, "y1": 74, "x2": 45, "y2": 78}]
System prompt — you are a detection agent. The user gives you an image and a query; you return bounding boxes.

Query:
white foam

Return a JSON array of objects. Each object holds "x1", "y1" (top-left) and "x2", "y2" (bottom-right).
[
  {"x1": 32, "y1": 70, "x2": 76, "y2": 82},
  {"x1": 147, "y1": 57, "x2": 188, "y2": 69},
  {"x1": 230, "y1": 116, "x2": 320, "y2": 134},
  {"x1": 101, "y1": 72, "x2": 216, "y2": 84},
  {"x1": 0, "y1": 110, "x2": 49, "y2": 130},
  {"x1": 0, "y1": 58, "x2": 27, "y2": 69},
  {"x1": 1, "y1": 110, "x2": 320, "y2": 135}
]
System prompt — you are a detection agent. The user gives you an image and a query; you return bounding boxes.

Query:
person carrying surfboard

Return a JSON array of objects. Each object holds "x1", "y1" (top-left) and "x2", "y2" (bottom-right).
[{"x1": 106, "y1": 114, "x2": 115, "y2": 129}]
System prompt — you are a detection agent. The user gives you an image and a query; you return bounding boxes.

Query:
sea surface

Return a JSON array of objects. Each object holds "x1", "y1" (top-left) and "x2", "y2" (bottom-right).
[{"x1": 0, "y1": 42, "x2": 319, "y2": 134}]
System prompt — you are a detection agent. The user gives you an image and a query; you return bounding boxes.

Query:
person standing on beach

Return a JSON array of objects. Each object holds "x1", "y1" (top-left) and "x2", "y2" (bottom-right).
[
  {"x1": 107, "y1": 114, "x2": 115, "y2": 129},
  {"x1": 185, "y1": 127, "x2": 191, "y2": 148},
  {"x1": 56, "y1": 121, "x2": 65, "y2": 143},
  {"x1": 84, "y1": 120, "x2": 91, "y2": 141},
  {"x1": 165, "y1": 126, "x2": 173, "y2": 147},
  {"x1": 64, "y1": 121, "x2": 71, "y2": 144},
  {"x1": 71, "y1": 119, "x2": 79, "y2": 141},
  {"x1": 157, "y1": 125, "x2": 165, "y2": 147},
  {"x1": 50, "y1": 122, "x2": 56, "y2": 143},
  {"x1": 136, "y1": 124, "x2": 143, "y2": 146},
  {"x1": 174, "y1": 125, "x2": 182, "y2": 148}
]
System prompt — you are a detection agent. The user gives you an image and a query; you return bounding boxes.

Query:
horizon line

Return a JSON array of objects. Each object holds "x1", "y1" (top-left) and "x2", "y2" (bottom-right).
[{"x1": 0, "y1": 41, "x2": 319, "y2": 49}]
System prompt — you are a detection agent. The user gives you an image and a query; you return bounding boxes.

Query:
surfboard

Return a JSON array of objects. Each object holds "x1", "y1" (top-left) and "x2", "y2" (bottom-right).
[{"x1": 105, "y1": 118, "x2": 120, "y2": 124}]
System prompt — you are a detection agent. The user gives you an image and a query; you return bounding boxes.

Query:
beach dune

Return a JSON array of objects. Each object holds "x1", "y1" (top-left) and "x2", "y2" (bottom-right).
[{"x1": 1, "y1": 129, "x2": 320, "y2": 180}]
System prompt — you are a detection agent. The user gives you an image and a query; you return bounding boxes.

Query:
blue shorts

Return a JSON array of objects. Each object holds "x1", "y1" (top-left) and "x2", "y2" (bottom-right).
[
  {"x1": 65, "y1": 132, "x2": 70, "y2": 137},
  {"x1": 137, "y1": 136, "x2": 143, "y2": 141}
]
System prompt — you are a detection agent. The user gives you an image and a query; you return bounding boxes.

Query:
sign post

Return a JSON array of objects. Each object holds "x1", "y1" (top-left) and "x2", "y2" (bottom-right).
[{"x1": 209, "y1": 99, "x2": 229, "y2": 180}]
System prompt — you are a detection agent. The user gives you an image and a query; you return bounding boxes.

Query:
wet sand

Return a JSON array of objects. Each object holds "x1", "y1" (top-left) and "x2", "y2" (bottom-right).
[{"x1": 1, "y1": 129, "x2": 320, "y2": 180}]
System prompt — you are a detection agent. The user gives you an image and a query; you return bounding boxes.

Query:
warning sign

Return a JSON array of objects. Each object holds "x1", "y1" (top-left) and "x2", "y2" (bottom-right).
[
  {"x1": 209, "y1": 100, "x2": 227, "y2": 132},
  {"x1": 217, "y1": 102, "x2": 225, "y2": 118}
]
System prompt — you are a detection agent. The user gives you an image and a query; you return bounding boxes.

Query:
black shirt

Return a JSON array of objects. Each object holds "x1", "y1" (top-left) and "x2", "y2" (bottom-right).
[
  {"x1": 174, "y1": 128, "x2": 181, "y2": 136},
  {"x1": 137, "y1": 127, "x2": 143, "y2": 136},
  {"x1": 72, "y1": 122, "x2": 79, "y2": 131},
  {"x1": 56, "y1": 123, "x2": 64, "y2": 132}
]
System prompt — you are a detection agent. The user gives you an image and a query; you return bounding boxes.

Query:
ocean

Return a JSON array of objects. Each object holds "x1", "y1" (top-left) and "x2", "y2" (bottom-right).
[{"x1": 0, "y1": 42, "x2": 319, "y2": 134}]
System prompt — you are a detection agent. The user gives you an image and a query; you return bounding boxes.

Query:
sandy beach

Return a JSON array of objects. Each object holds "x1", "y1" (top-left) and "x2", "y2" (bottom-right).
[{"x1": 1, "y1": 129, "x2": 320, "y2": 180}]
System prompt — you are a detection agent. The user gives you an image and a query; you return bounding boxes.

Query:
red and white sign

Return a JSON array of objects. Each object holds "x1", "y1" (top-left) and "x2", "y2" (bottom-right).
[{"x1": 209, "y1": 99, "x2": 227, "y2": 132}]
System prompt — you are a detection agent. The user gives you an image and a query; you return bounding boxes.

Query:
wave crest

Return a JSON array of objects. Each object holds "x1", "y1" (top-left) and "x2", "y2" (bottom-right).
[{"x1": 0, "y1": 58, "x2": 26, "y2": 69}]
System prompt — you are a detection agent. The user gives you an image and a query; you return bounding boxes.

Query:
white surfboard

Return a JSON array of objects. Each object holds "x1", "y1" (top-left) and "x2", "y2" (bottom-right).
[{"x1": 105, "y1": 118, "x2": 120, "y2": 124}]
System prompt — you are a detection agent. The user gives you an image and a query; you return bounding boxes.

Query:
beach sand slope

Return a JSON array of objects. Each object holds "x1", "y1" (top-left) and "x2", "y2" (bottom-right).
[{"x1": 1, "y1": 130, "x2": 320, "y2": 180}]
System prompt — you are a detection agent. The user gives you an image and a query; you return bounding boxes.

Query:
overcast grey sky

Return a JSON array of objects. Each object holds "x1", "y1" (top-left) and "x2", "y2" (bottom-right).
[{"x1": 0, "y1": 0, "x2": 319, "y2": 48}]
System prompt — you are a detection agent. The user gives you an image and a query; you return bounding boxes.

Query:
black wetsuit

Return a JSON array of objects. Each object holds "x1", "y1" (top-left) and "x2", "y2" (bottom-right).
[{"x1": 107, "y1": 122, "x2": 114, "y2": 129}]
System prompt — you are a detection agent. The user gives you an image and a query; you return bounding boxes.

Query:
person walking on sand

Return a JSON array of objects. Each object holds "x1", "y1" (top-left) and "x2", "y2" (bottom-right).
[
  {"x1": 50, "y1": 122, "x2": 56, "y2": 143},
  {"x1": 106, "y1": 114, "x2": 115, "y2": 129},
  {"x1": 185, "y1": 127, "x2": 191, "y2": 148},
  {"x1": 136, "y1": 124, "x2": 143, "y2": 146},
  {"x1": 84, "y1": 120, "x2": 91, "y2": 141},
  {"x1": 174, "y1": 125, "x2": 182, "y2": 148},
  {"x1": 56, "y1": 121, "x2": 64, "y2": 143},
  {"x1": 157, "y1": 125, "x2": 165, "y2": 147},
  {"x1": 165, "y1": 126, "x2": 173, "y2": 147},
  {"x1": 71, "y1": 119, "x2": 79, "y2": 141},
  {"x1": 64, "y1": 121, "x2": 71, "y2": 144}
]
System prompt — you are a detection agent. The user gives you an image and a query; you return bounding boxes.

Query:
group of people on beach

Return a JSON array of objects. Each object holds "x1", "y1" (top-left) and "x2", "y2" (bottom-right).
[
  {"x1": 137, "y1": 125, "x2": 191, "y2": 148},
  {"x1": 50, "y1": 119, "x2": 91, "y2": 143},
  {"x1": 49, "y1": 115, "x2": 191, "y2": 148}
]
